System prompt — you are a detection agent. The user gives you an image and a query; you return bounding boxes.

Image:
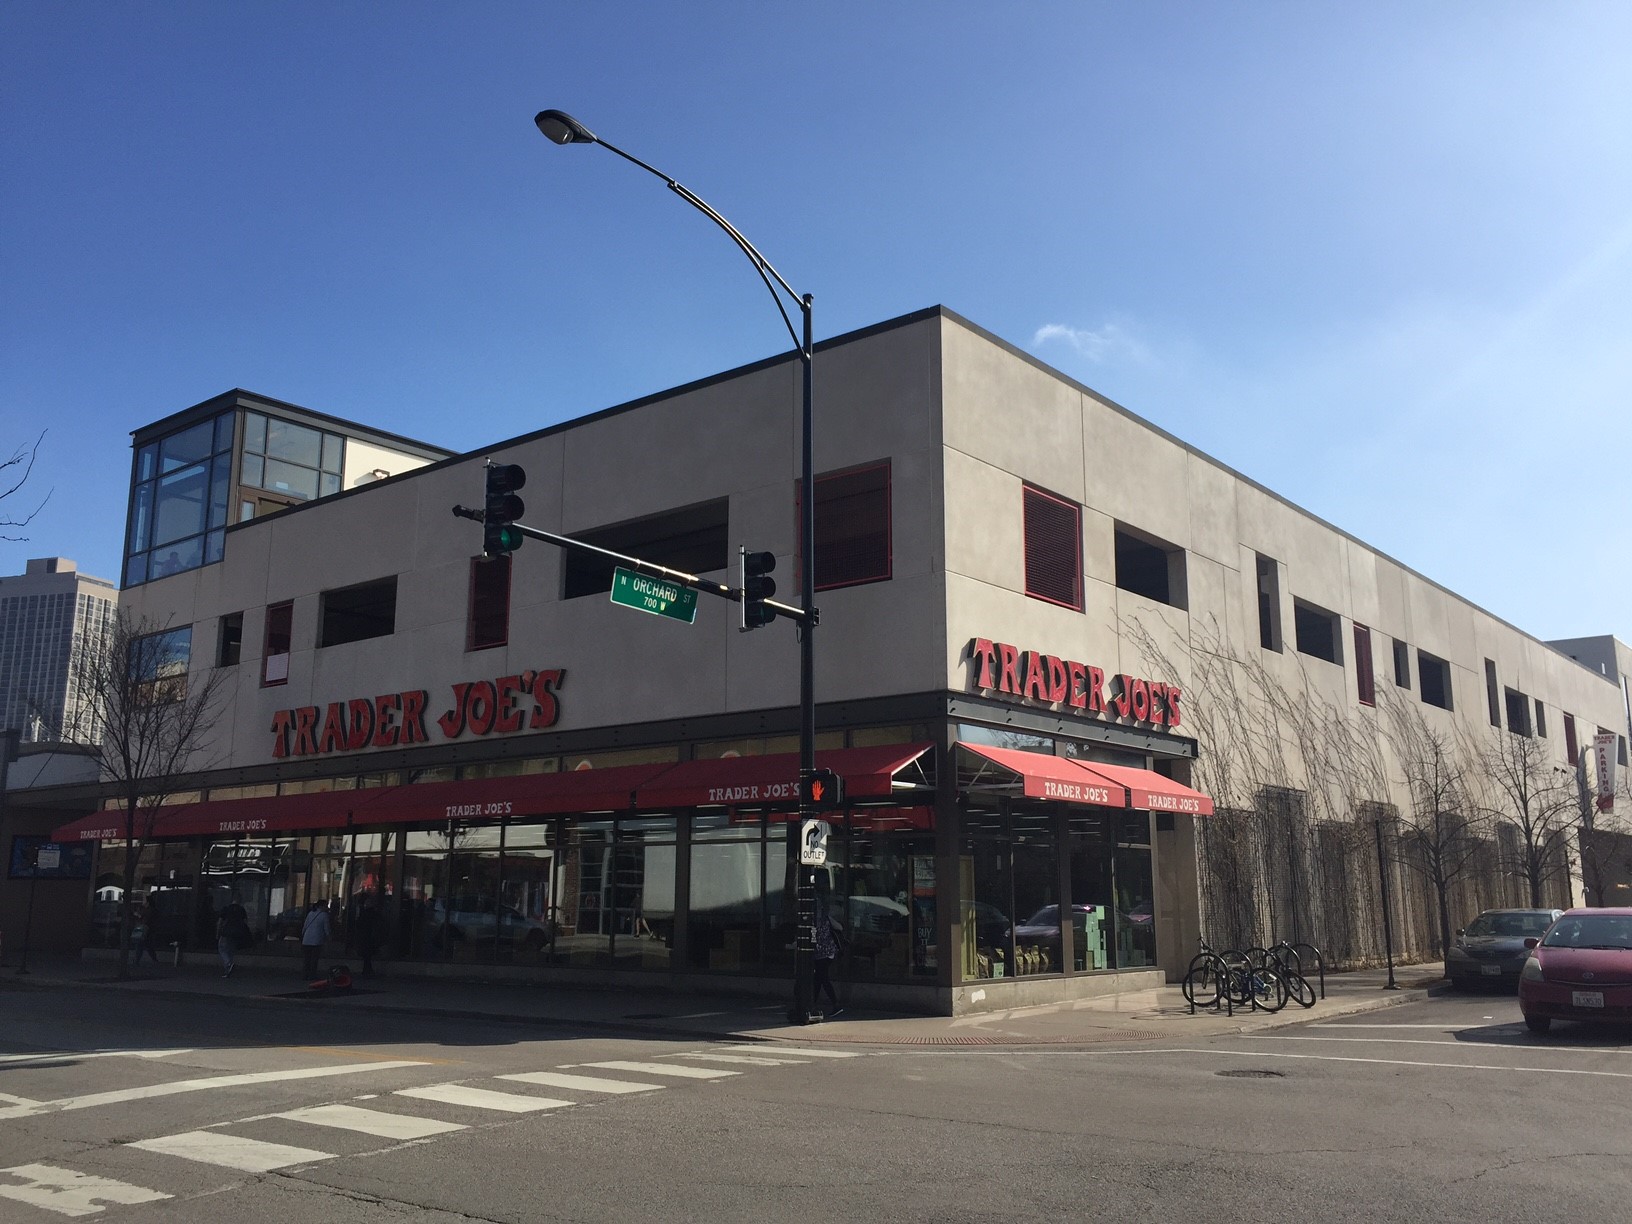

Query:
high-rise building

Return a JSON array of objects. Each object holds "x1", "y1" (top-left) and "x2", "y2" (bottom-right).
[{"x1": 0, "y1": 557, "x2": 117, "y2": 743}]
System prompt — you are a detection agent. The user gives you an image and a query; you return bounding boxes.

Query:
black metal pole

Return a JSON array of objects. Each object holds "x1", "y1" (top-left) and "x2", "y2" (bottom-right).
[
  {"x1": 790, "y1": 296, "x2": 819, "y2": 1024},
  {"x1": 17, "y1": 846, "x2": 39, "y2": 975},
  {"x1": 533, "y1": 110, "x2": 821, "y2": 1022},
  {"x1": 1374, "y1": 818, "x2": 1399, "y2": 990}
]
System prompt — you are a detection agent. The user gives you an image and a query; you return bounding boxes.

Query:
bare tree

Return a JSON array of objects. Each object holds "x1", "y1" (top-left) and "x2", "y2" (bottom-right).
[
  {"x1": 67, "y1": 612, "x2": 231, "y2": 977},
  {"x1": 1, "y1": 431, "x2": 50, "y2": 541},
  {"x1": 1480, "y1": 730, "x2": 1576, "y2": 907},
  {"x1": 1122, "y1": 615, "x2": 1391, "y2": 958},
  {"x1": 1380, "y1": 689, "x2": 1491, "y2": 960}
]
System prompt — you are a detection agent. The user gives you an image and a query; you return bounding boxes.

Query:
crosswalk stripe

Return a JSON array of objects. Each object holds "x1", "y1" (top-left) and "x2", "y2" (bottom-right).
[
  {"x1": 579, "y1": 1061, "x2": 738, "y2": 1080},
  {"x1": 496, "y1": 1071, "x2": 663, "y2": 1094},
  {"x1": 395, "y1": 1084, "x2": 572, "y2": 1113},
  {"x1": 666, "y1": 1052, "x2": 812, "y2": 1067},
  {"x1": 0, "y1": 1163, "x2": 170, "y2": 1217},
  {"x1": 277, "y1": 1104, "x2": 467, "y2": 1140},
  {"x1": 716, "y1": 1045, "x2": 863, "y2": 1059},
  {"x1": 130, "y1": 1131, "x2": 334, "y2": 1173},
  {"x1": 0, "y1": 1060, "x2": 428, "y2": 1121}
]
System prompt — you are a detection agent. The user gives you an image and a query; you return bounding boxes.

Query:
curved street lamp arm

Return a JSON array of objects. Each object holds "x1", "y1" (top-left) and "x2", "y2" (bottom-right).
[{"x1": 590, "y1": 136, "x2": 807, "y2": 355}]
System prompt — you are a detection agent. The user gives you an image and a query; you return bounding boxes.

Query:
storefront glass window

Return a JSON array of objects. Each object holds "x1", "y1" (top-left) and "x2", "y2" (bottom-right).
[
  {"x1": 558, "y1": 820, "x2": 614, "y2": 965},
  {"x1": 763, "y1": 822, "x2": 793, "y2": 975},
  {"x1": 1011, "y1": 806, "x2": 1061, "y2": 977},
  {"x1": 444, "y1": 828, "x2": 503, "y2": 965},
  {"x1": 499, "y1": 821, "x2": 557, "y2": 966},
  {"x1": 960, "y1": 806, "x2": 1012, "y2": 980},
  {"x1": 1114, "y1": 813, "x2": 1156, "y2": 969},
  {"x1": 840, "y1": 832, "x2": 913, "y2": 981},
  {"x1": 1068, "y1": 812, "x2": 1114, "y2": 971},
  {"x1": 612, "y1": 817, "x2": 676, "y2": 969},
  {"x1": 564, "y1": 746, "x2": 679, "y2": 771},
  {"x1": 688, "y1": 814, "x2": 762, "y2": 973},
  {"x1": 954, "y1": 724, "x2": 1053, "y2": 754}
]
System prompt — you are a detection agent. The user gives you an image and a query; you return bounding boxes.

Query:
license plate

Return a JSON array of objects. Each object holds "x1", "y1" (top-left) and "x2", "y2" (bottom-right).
[
  {"x1": 1571, "y1": 991, "x2": 1605, "y2": 1008},
  {"x1": 1481, "y1": 964, "x2": 1502, "y2": 976}
]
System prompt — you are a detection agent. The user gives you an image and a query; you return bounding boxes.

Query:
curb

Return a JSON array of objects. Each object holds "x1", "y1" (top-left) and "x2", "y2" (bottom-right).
[{"x1": 0, "y1": 973, "x2": 783, "y2": 1046}]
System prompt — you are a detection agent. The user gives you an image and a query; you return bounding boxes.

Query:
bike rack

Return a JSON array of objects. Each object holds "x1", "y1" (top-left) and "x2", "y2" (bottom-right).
[{"x1": 1290, "y1": 941, "x2": 1326, "y2": 1000}]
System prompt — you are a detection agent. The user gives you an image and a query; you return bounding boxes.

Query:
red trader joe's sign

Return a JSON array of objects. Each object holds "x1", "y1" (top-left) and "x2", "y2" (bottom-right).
[
  {"x1": 968, "y1": 638, "x2": 1180, "y2": 728},
  {"x1": 271, "y1": 668, "x2": 564, "y2": 759}
]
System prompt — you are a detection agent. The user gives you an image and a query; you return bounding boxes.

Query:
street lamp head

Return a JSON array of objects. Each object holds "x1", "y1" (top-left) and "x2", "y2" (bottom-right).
[{"x1": 534, "y1": 110, "x2": 598, "y2": 146}]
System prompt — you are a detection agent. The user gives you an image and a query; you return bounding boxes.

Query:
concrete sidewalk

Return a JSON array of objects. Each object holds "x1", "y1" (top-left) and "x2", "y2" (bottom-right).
[{"x1": 0, "y1": 953, "x2": 1447, "y2": 1049}]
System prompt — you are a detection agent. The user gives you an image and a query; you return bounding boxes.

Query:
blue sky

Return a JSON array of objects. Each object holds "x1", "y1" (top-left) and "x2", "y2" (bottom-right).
[{"x1": 3, "y1": 3, "x2": 1629, "y2": 640}]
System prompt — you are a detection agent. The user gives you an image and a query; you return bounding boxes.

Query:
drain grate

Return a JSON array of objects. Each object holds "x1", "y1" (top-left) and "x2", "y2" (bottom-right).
[{"x1": 1215, "y1": 1068, "x2": 1285, "y2": 1078}]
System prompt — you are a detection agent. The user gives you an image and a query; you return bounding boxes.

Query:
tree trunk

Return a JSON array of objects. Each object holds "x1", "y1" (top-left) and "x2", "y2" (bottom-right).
[
  {"x1": 1433, "y1": 875, "x2": 1453, "y2": 972},
  {"x1": 118, "y1": 834, "x2": 136, "y2": 979}
]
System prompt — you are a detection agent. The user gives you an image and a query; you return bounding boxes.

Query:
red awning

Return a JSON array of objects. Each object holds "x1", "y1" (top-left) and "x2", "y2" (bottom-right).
[
  {"x1": 49, "y1": 761, "x2": 674, "y2": 843},
  {"x1": 957, "y1": 742, "x2": 1213, "y2": 815},
  {"x1": 632, "y1": 743, "x2": 934, "y2": 810},
  {"x1": 957, "y1": 742, "x2": 1122, "y2": 807},
  {"x1": 1077, "y1": 760, "x2": 1214, "y2": 817}
]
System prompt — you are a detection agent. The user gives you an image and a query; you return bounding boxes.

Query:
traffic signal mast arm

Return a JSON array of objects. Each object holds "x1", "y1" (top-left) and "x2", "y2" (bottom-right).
[{"x1": 451, "y1": 505, "x2": 813, "y2": 625}]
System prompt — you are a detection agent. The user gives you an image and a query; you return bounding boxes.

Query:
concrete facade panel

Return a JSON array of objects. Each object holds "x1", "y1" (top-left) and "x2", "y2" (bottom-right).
[{"x1": 942, "y1": 323, "x2": 1085, "y2": 502}]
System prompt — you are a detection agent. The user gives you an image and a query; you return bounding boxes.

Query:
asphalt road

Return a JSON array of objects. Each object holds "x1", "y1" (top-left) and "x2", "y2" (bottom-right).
[{"x1": 0, "y1": 983, "x2": 1628, "y2": 1222}]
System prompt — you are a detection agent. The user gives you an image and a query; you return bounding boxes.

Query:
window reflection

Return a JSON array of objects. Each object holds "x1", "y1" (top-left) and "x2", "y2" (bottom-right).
[{"x1": 689, "y1": 814, "x2": 762, "y2": 972}]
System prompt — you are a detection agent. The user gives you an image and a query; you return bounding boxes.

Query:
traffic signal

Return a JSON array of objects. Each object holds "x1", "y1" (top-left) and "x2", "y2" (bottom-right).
[
  {"x1": 483, "y1": 463, "x2": 526, "y2": 557},
  {"x1": 740, "y1": 547, "x2": 777, "y2": 629},
  {"x1": 803, "y1": 768, "x2": 844, "y2": 810}
]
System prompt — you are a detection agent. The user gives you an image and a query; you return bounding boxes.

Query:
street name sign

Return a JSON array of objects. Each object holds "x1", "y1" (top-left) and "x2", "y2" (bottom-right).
[{"x1": 610, "y1": 567, "x2": 698, "y2": 624}]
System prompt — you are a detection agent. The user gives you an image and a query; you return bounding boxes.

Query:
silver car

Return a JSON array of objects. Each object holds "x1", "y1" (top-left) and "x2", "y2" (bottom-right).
[{"x1": 1447, "y1": 908, "x2": 1563, "y2": 990}]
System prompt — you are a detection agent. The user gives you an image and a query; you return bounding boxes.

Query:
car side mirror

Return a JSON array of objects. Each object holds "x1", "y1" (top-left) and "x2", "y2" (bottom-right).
[{"x1": 1523, "y1": 937, "x2": 1539, "y2": 950}]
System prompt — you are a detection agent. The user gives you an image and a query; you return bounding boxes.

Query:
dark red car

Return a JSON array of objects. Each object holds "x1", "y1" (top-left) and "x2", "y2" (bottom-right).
[{"x1": 1517, "y1": 907, "x2": 1632, "y2": 1035}]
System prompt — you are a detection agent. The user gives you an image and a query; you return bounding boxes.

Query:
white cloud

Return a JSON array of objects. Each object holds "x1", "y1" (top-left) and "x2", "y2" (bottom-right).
[{"x1": 1032, "y1": 320, "x2": 1151, "y2": 365}]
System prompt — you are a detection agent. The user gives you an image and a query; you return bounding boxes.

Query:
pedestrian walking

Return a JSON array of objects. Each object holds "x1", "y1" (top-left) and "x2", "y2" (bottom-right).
[
  {"x1": 133, "y1": 894, "x2": 162, "y2": 966},
  {"x1": 216, "y1": 895, "x2": 249, "y2": 977},
  {"x1": 812, "y1": 907, "x2": 845, "y2": 1016},
  {"x1": 301, "y1": 901, "x2": 332, "y2": 978}
]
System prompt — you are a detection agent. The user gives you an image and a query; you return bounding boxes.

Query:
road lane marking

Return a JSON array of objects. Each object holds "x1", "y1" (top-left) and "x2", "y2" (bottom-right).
[
  {"x1": 395, "y1": 1084, "x2": 572, "y2": 1112},
  {"x1": 715, "y1": 1045, "x2": 862, "y2": 1059},
  {"x1": 1252, "y1": 1034, "x2": 1632, "y2": 1054},
  {"x1": 496, "y1": 1072, "x2": 662, "y2": 1094},
  {"x1": 1311, "y1": 1023, "x2": 1483, "y2": 1029},
  {"x1": 578, "y1": 1061, "x2": 738, "y2": 1079},
  {"x1": 665, "y1": 1053, "x2": 813, "y2": 1066},
  {"x1": 1095, "y1": 1047, "x2": 1632, "y2": 1079},
  {"x1": 0, "y1": 1049, "x2": 194, "y2": 1066},
  {"x1": 130, "y1": 1132, "x2": 334, "y2": 1173},
  {"x1": 0, "y1": 1163, "x2": 170, "y2": 1217},
  {"x1": 290, "y1": 1046, "x2": 459, "y2": 1065},
  {"x1": 0, "y1": 1061, "x2": 428, "y2": 1120},
  {"x1": 277, "y1": 1104, "x2": 467, "y2": 1140},
  {"x1": 0, "y1": 1093, "x2": 41, "y2": 1106}
]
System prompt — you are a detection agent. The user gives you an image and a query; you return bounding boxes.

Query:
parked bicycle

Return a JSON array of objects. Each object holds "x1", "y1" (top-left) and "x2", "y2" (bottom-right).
[{"x1": 1184, "y1": 937, "x2": 1288, "y2": 1014}]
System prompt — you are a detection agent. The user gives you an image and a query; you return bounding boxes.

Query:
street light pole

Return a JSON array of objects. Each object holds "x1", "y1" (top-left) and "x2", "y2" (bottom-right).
[
  {"x1": 534, "y1": 111, "x2": 823, "y2": 1023},
  {"x1": 1374, "y1": 817, "x2": 1400, "y2": 990}
]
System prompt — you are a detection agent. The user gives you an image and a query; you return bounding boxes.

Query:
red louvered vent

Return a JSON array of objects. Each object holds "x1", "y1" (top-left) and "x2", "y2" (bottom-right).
[{"x1": 1023, "y1": 485, "x2": 1081, "y2": 610}]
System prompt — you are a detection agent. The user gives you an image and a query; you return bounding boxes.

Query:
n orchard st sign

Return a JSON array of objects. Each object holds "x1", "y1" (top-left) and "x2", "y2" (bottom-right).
[
  {"x1": 968, "y1": 637, "x2": 1182, "y2": 728},
  {"x1": 271, "y1": 668, "x2": 565, "y2": 759}
]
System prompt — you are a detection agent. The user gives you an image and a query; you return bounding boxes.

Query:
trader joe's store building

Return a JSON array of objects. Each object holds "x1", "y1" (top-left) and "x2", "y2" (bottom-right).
[{"x1": 46, "y1": 306, "x2": 1608, "y2": 1014}]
